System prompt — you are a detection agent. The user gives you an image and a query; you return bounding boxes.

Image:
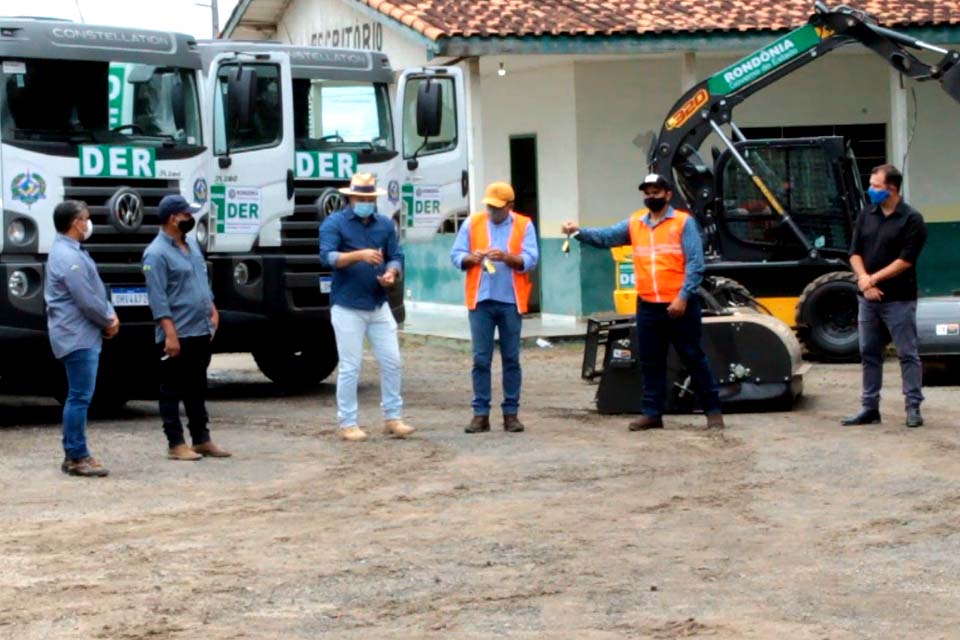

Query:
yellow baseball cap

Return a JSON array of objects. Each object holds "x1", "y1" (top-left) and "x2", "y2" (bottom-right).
[{"x1": 482, "y1": 182, "x2": 515, "y2": 208}]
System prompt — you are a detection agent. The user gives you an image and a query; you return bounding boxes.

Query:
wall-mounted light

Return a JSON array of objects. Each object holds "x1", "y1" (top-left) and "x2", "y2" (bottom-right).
[{"x1": 498, "y1": 62, "x2": 506, "y2": 77}]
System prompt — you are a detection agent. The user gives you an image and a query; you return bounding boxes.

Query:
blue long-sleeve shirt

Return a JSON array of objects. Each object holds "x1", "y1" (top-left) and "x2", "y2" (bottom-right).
[
  {"x1": 450, "y1": 212, "x2": 539, "y2": 306},
  {"x1": 575, "y1": 207, "x2": 704, "y2": 301},
  {"x1": 44, "y1": 234, "x2": 115, "y2": 359},
  {"x1": 142, "y1": 233, "x2": 215, "y2": 344},
  {"x1": 319, "y1": 206, "x2": 403, "y2": 311}
]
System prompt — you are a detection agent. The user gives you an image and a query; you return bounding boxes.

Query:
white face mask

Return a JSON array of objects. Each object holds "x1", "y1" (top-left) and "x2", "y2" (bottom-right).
[{"x1": 82, "y1": 220, "x2": 93, "y2": 241}]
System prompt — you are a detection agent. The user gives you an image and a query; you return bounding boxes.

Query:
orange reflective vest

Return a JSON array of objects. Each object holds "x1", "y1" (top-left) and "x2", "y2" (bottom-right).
[
  {"x1": 629, "y1": 208, "x2": 690, "y2": 303},
  {"x1": 464, "y1": 211, "x2": 533, "y2": 314}
]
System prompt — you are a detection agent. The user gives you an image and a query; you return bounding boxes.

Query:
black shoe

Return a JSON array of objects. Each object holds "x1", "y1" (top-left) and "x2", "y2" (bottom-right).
[
  {"x1": 503, "y1": 415, "x2": 525, "y2": 433},
  {"x1": 465, "y1": 415, "x2": 491, "y2": 434},
  {"x1": 841, "y1": 408, "x2": 881, "y2": 426},
  {"x1": 906, "y1": 407, "x2": 924, "y2": 428}
]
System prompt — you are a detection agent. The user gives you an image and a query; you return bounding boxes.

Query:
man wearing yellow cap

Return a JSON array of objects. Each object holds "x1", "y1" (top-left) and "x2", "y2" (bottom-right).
[
  {"x1": 450, "y1": 182, "x2": 539, "y2": 434},
  {"x1": 320, "y1": 173, "x2": 413, "y2": 442}
]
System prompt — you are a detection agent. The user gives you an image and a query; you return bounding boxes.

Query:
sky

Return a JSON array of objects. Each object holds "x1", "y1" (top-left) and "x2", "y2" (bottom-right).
[{"x1": 1, "y1": 0, "x2": 242, "y2": 39}]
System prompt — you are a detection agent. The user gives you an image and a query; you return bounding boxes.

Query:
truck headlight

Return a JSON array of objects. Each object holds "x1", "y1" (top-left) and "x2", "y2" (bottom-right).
[
  {"x1": 8, "y1": 270, "x2": 29, "y2": 298},
  {"x1": 7, "y1": 220, "x2": 26, "y2": 245},
  {"x1": 233, "y1": 262, "x2": 250, "y2": 286}
]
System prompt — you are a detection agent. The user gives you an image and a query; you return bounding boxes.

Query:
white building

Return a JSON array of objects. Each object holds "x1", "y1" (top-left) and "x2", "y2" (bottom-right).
[{"x1": 224, "y1": 0, "x2": 960, "y2": 318}]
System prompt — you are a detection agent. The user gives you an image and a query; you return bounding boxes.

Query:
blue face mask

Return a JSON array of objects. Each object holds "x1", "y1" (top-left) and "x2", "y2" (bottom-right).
[
  {"x1": 867, "y1": 187, "x2": 890, "y2": 205},
  {"x1": 354, "y1": 202, "x2": 376, "y2": 218}
]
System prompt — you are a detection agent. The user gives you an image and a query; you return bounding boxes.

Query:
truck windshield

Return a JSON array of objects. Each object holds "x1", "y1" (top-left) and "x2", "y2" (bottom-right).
[
  {"x1": 293, "y1": 79, "x2": 393, "y2": 152},
  {"x1": 1, "y1": 58, "x2": 201, "y2": 148}
]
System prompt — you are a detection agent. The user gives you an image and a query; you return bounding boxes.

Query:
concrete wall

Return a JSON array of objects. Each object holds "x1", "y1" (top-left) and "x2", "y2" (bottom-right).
[{"x1": 276, "y1": 0, "x2": 428, "y2": 69}]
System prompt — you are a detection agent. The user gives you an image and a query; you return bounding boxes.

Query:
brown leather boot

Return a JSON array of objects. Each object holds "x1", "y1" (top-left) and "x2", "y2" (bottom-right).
[
  {"x1": 62, "y1": 456, "x2": 109, "y2": 477},
  {"x1": 503, "y1": 415, "x2": 525, "y2": 433},
  {"x1": 628, "y1": 415, "x2": 664, "y2": 431},
  {"x1": 168, "y1": 444, "x2": 202, "y2": 461},
  {"x1": 193, "y1": 441, "x2": 232, "y2": 457},
  {"x1": 706, "y1": 414, "x2": 725, "y2": 430},
  {"x1": 465, "y1": 415, "x2": 490, "y2": 434}
]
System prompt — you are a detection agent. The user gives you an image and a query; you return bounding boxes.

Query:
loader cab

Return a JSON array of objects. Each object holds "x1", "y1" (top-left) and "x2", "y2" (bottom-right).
[{"x1": 713, "y1": 136, "x2": 860, "y2": 263}]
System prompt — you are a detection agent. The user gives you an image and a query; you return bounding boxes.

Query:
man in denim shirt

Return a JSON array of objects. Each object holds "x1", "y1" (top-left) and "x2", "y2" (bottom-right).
[
  {"x1": 562, "y1": 174, "x2": 723, "y2": 431},
  {"x1": 320, "y1": 173, "x2": 411, "y2": 442},
  {"x1": 45, "y1": 200, "x2": 119, "y2": 477},
  {"x1": 143, "y1": 195, "x2": 230, "y2": 461}
]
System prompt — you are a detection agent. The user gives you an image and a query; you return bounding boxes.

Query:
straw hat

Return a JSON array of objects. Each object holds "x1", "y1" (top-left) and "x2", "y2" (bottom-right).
[{"x1": 338, "y1": 173, "x2": 386, "y2": 197}]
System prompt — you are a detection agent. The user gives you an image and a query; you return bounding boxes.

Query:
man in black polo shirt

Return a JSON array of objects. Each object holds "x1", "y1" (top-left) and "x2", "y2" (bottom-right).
[{"x1": 843, "y1": 164, "x2": 928, "y2": 428}]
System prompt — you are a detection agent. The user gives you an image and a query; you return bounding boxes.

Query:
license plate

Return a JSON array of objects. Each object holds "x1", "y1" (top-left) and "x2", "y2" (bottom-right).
[
  {"x1": 320, "y1": 277, "x2": 332, "y2": 294},
  {"x1": 111, "y1": 287, "x2": 149, "y2": 307}
]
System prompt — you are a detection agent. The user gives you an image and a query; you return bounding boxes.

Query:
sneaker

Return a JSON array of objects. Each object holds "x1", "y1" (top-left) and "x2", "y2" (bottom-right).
[
  {"x1": 841, "y1": 408, "x2": 882, "y2": 426},
  {"x1": 193, "y1": 441, "x2": 232, "y2": 457},
  {"x1": 63, "y1": 456, "x2": 109, "y2": 477},
  {"x1": 906, "y1": 407, "x2": 924, "y2": 428},
  {"x1": 384, "y1": 419, "x2": 415, "y2": 438},
  {"x1": 340, "y1": 426, "x2": 369, "y2": 442},
  {"x1": 168, "y1": 444, "x2": 203, "y2": 461}
]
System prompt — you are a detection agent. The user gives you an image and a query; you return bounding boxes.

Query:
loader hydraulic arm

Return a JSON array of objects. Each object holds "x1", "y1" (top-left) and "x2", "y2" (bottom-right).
[{"x1": 650, "y1": 2, "x2": 960, "y2": 258}]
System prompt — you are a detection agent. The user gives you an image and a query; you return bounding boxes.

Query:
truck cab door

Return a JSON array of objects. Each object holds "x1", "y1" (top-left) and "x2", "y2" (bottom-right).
[
  {"x1": 205, "y1": 52, "x2": 294, "y2": 252},
  {"x1": 395, "y1": 67, "x2": 469, "y2": 241}
]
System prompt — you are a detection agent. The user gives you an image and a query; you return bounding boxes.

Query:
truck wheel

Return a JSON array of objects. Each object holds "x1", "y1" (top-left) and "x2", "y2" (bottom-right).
[
  {"x1": 795, "y1": 271, "x2": 859, "y2": 362},
  {"x1": 253, "y1": 344, "x2": 339, "y2": 391}
]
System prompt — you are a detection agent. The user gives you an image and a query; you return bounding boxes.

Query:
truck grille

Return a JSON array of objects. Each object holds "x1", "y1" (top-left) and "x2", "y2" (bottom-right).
[
  {"x1": 280, "y1": 179, "x2": 342, "y2": 309},
  {"x1": 64, "y1": 178, "x2": 180, "y2": 322}
]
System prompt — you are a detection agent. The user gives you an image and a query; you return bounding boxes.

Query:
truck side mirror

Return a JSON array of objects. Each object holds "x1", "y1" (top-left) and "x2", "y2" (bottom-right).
[
  {"x1": 227, "y1": 66, "x2": 258, "y2": 131},
  {"x1": 416, "y1": 80, "x2": 442, "y2": 138}
]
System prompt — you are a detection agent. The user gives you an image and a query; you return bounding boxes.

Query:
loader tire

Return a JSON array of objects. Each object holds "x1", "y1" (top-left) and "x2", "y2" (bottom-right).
[{"x1": 795, "y1": 271, "x2": 859, "y2": 362}]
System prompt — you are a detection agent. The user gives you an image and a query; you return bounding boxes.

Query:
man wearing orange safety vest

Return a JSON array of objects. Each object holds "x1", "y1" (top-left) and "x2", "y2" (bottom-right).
[
  {"x1": 562, "y1": 173, "x2": 724, "y2": 431},
  {"x1": 450, "y1": 182, "x2": 539, "y2": 434}
]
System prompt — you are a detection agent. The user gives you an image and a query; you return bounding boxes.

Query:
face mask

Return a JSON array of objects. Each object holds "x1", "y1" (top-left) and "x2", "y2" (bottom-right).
[
  {"x1": 487, "y1": 206, "x2": 509, "y2": 221},
  {"x1": 644, "y1": 196, "x2": 668, "y2": 212},
  {"x1": 81, "y1": 220, "x2": 93, "y2": 241},
  {"x1": 178, "y1": 217, "x2": 196, "y2": 234},
  {"x1": 354, "y1": 202, "x2": 376, "y2": 218},
  {"x1": 867, "y1": 187, "x2": 890, "y2": 205}
]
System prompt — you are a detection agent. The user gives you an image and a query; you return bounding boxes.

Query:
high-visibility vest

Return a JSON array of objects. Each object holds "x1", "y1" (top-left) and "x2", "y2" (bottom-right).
[
  {"x1": 464, "y1": 211, "x2": 533, "y2": 314},
  {"x1": 628, "y1": 208, "x2": 690, "y2": 303}
]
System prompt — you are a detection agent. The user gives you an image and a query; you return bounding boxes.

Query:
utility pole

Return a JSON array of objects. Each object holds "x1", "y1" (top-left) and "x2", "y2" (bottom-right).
[{"x1": 196, "y1": 0, "x2": 220, "y2": 39}]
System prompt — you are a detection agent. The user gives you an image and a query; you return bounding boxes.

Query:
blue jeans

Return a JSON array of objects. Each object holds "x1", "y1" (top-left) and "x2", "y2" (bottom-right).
[
  {"x1": 331, "y1": 303, "x2": 403, "y2": 428},
  {"x1": 469, "y1": 300, "x2": 523, "y2": 416},
  {"x1": 636, "y1": 298, "x2": 721, "y2": 418},
  {"x1": 60, "y1": 347, "x2": 101, "y2": 460},
  {"x1": 858, "y1": 298, "x2": 924, "y2": 410}
]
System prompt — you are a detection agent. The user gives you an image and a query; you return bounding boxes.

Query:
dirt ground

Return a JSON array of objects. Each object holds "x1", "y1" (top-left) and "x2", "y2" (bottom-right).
[{"x1": 2, "y1": 340, "x2": 960, "y2": 639}]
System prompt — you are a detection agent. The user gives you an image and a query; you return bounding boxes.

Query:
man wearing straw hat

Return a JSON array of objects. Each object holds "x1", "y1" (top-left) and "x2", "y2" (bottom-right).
[{"x1": 320, "y1": 173, "x2": 413, "y2": 442}]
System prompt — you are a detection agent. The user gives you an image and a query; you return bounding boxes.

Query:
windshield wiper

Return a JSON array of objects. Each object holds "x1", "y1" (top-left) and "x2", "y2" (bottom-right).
[{"x1": 12, "y1": 127, "x2": 97, "y2": 143}]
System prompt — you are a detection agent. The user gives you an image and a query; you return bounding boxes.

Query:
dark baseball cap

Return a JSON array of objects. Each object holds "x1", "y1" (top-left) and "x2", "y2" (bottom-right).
[
  {"x1": 158, "y1": 194, "x2": 201, "y2": 222},
  {"x1": 638, "y1": 173, "x2": 673, "y2": 192}
]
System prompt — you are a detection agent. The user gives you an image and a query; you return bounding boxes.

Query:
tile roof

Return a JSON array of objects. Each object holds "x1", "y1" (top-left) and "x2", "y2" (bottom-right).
[{"x1": 358, "y1": 0, "x2": 960, "y2": 41}]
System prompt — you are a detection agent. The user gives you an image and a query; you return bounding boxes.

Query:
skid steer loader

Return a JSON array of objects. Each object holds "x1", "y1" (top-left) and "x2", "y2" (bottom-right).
[
  {"x1": 586, "y1": 2, "x2": 960, "y2": 414},
  {"x1": 642, "y1": 1, "x2": 960, "y2": 362}
]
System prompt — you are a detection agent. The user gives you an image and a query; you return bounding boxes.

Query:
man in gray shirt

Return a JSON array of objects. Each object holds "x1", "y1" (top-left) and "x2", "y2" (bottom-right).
[
  {"x1": 45, "y1": 200, "x2": 118, "y2": 477},
  {"x1": 143, "y1": 195, "x2": 230, "y2": 461}
]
